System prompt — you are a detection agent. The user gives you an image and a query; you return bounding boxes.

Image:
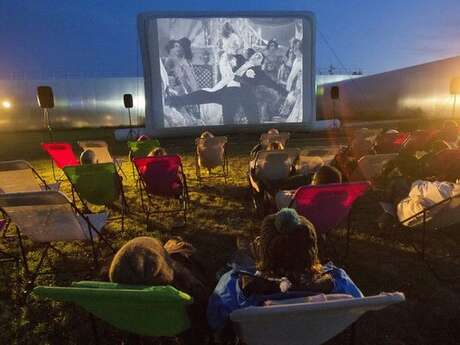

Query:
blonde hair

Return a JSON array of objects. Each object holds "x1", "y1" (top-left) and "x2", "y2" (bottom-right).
[
  {"x1": 200, "y1": 131, "x2": 215, "y2": 140},
  {"x1": 148, "y1": 147, "x2": 167, "y2": 157}
]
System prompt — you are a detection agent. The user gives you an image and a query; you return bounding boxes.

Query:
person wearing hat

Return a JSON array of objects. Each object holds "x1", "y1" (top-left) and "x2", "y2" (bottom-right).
[
  {"x1": 207, "y1": 208, "x2": 363, "y2": 337},
  {"x1": 109, "y1": 236, "x2": 210, "y2": 344}
]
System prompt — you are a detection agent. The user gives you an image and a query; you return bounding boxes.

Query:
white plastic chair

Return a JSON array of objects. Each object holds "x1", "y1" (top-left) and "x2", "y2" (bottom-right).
[{"x1": 231, "y1": 292, "x2": 405, "y2": 345}]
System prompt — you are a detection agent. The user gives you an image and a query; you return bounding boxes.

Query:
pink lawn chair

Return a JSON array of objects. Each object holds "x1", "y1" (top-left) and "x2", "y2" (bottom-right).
[
  {"x1": 133, "y1": 155, "x2": 189, "y2": 224},
  {"x1": 374, "y1": 132, "x2": 409, "y2": 153},
  {"x1": 289, "y1": 182, "x2": 371, "y2": 256}
]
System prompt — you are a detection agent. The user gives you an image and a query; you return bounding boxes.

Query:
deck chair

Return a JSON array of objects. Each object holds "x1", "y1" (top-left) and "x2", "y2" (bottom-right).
[
  {"x1": 374, "y1": 132, "x2": 409, "y2": 153},
  {"x1": 78, "y1": 140, "x2": 126, "y2": 177},
  {"x1": 289, "y1": 182, "x2": 371, "y2": 256},
  {"x1": 63, "y1": 163, "x2": 127, "y2": 231},
  {"x1": 0, "y1": 191, "x2": 112, "y2": 287},
  {"x1": 42, "y1": 142, "x2": 80, "y2": 182},
  {"x1": 133, "y1": 155, "x2": 189, "y2": 224},
  {"x1": 0, "y1": 160, "x2": 53, "y2": 194},
  {"x1": 0, "y1": 160, "x2": 58, "y2": 237},
  {"x1": 195, "y1": 136, "x2": 228, "y2": 183},
  {"x1": 259, "y1": 132, "x2": 290, "y2": 148},
  {"x1": 248, "y1": 148, "x2": 300, "y2": 215},
  {"x1": 230, "y1": 292, "x2": 405, "y2": 345},
  {"x1": 33, "y1": 281, "x2": 193, "y2": 337},
  {"x1": 349, "y1": 153, "x2": 398, "y2": 183},
  {"x1": 381, "y1": 193, "x2": 460, "y2": 281}
]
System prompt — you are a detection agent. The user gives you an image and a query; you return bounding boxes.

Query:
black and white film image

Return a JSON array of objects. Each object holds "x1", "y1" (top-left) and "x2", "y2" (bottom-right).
[{"x1": 157, "y1": 17, "x2": 304, "y2": 127}]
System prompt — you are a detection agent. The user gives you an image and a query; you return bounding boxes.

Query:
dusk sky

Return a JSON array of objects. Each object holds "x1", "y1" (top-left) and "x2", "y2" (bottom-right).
[{"x1": 1, "y1": 0, "x2": 460, "y2": 78}]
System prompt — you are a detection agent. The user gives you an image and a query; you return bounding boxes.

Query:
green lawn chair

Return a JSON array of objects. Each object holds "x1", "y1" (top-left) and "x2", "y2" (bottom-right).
[
  {"x1": 127, "y1": 139, "x2": 161, "y2": 160},
  {"x1": 63, "y1": 163, "x2": 127, "y2": 231},
  {"x1": 33, "y1": 281, "x2": 193, "y2": 337}
]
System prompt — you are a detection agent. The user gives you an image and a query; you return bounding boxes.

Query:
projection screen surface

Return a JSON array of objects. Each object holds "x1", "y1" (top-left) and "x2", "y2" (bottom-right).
[{"x1": 138, "y1": 12, "x2": 315, "y2": 135}]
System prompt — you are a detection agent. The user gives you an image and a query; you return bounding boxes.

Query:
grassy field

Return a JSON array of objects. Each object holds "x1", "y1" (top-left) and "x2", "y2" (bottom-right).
[{"x1": 1, "y1": 128, "x2": 460, "y2": 344}]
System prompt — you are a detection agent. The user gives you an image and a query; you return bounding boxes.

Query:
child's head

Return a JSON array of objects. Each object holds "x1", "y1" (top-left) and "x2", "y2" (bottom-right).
[
  {"x1": 109, "y1": 237, "x2": 175, "y2": 285},
  {"x1": 267, "y1": 128, "x2": 279, "y2": 135},
  {"x1": 137, "y1": 134, "x2": 150, "y2": 142},
  {"x1": 266, "y1": 141, "x2": 284, "y2": 151},
  {"x1": 148, "y1": 147, "x2": 167, "y2": 157},
  {"x1": 255, "y1": 208, "x2": 320, "y2": 276},
  {"x1": 311, "y1": 165, "x2": 342, "y2": 186},
  {"x1": 80, "y1": 149, "x2": 97, "y2": 165},
  {"x1": 200, "y1": 131, "x2": 215, "y2": 140}
]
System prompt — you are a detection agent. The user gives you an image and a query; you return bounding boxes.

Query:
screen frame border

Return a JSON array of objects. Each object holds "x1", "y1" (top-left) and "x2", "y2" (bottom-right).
[{"x1": 138, "y1": 10, "x2": 316, "y2": 137}]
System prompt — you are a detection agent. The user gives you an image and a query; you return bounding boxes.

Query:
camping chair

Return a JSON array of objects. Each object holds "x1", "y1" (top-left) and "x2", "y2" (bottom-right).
[
  {"x1": 41, "y1": 142, "x2": 80, "y2": 182},
  {"x1": 133, "y1": 155, "x2": 190, "y2": 225},
  {"x1": 381, "y1": 193, "x2": 460, "y2": 281},
  {"x1": 63, "y1": 163, "x2": 128, "y2": 232},
  {"x1": 195, "y1": 136, "x2": 228, "y2": 183},
  {"x1": 0, "y1": 191, "x2": 113, "y2": 288},
  {"x1": 230, "y1": 292, "x2": 405, "y2": 345},
  {"x1": 289, "y1": 182, "x2": 371, "y2": 257},
  {"x1": 78, "y1": 140, "x2": 126, "y2": 177},
  {"x1": 349, "y1": 153, "x2": 398, "y2": 184},
  {"x1": 33, "y1": 281, "x2": 193, "y2": 337},
  {"x1": 0, "y1": 160, "x2": 58, "y2": 237},
  {"x1": 248, "y1": 148, "x2": 300, "y2": 216},
  {"x1": 374, "y1": 132, "x2": 409, "y2": 153},
  {"x1": 402, "y1": 129, "x2": 439, "y2": 152},
  {"x1": 127, "y1": 138, "x2": 161, "y2": 185},
  {"x1": 259, "y1": 132, "x2": 290, "y2": 148}
]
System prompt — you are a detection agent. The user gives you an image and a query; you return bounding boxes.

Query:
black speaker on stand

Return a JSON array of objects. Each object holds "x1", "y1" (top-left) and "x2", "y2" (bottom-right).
[
  {"x1": 123, "y1": 94, "x2": 134, "y2": 140},
  {"x1": 330, "y1": 85, "x2": 340, "y2": 128},
  {"x1": 37, "y1": 86, "x2": 55, "y2": 142},
  {"x1": 37, "y1": 86, "x2": 57, "y2": 180}
]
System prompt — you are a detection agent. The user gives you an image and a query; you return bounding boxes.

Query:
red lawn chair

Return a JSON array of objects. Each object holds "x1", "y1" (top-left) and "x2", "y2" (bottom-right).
[
  {"x1": 42, "y1": 142, "x2": 80, "y2": 181},
  {"x1": 289, "y1": 182, "x2": 371, "y2": 256},
  {"x1": 374, "y1": 132, "x2": 409, "y2": 153},
  {"x1": 133, "y1": 155, "x2": 189, "y2": 225}
]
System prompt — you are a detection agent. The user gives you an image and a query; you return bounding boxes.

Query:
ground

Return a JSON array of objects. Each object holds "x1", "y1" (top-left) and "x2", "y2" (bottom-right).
[{"x1": 1, "y1": 127, "x2": 460, "y2": 344}]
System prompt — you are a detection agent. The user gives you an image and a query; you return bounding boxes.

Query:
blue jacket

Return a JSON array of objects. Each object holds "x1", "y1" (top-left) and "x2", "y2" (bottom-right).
[{"x1": 206, "y1": 262, "x2": 363, "y2": 330}]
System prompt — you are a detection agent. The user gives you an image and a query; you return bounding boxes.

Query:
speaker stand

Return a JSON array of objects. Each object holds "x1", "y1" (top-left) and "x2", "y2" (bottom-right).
[
  {"x1": 43, "y1": 108, "x2": 57, "y2": 181},
  {"x1": 126, "y1": 108, "x2": 135, "y2": 140}
]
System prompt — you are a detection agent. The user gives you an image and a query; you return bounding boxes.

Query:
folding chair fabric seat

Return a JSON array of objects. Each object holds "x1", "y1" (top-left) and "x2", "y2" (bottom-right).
[
  {"x1": 253, "y1": 148, "x2": 300, "y2": 183},
  {"x1": 42, "y1": 142, "x2": 80, "y2": 169},
  {"x1": 78, "y1": 140, "x2": 122, "y2": 165},
  {"x1": 134, "y1": 156, "x2": 184, "y2": 198},
  {"x1": 33, "y1": 281, "x2": 193, "y2": 337},
  {"x1": 349, "y1": 153, "x2": 398, "y2": 182},
  {"x1": 196, "y1": 136, "x2": 227, "y2": 170},
  {"x1": 0, "y1": 191, "x2": 106, "y2": 242},
  {"x1": 230, "y1": 292, "x2": 405, "y2": 345},
  {"x1": 290, "y1": 182, "x2": 370, "y2": 235},
  {"x1": 64, "y1": 163, "x2": 121, "y2": 206},
  {"x1": 375, "y1": 132, "x2": 409, "y2": 153},
  {"x1": 0, "y1": 160, "x2": 46, "y2": 193}
]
